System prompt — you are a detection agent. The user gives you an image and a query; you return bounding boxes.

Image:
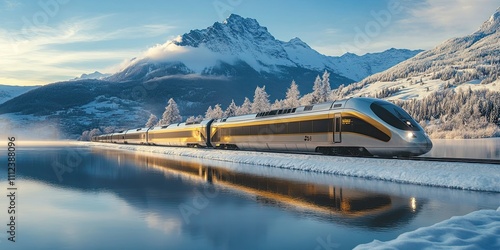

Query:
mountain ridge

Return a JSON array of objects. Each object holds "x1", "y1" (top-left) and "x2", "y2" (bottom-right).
[{"x1": 111, "y1": 14, "x2": 421, "y2": 83}]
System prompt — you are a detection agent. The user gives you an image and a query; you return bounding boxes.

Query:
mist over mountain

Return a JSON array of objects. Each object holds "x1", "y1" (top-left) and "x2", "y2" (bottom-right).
[{"x1": 0, "y1": 14, "x2": 421, "y2": 138}]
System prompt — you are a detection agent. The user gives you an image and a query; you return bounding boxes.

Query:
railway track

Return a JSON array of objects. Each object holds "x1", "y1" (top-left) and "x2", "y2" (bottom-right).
[
  {"x1": 402, "y1": 156, "x2": 500, "y2": 165},
  {"x1": 245, "y1": 149, "x2": 500, "y2": 165}
]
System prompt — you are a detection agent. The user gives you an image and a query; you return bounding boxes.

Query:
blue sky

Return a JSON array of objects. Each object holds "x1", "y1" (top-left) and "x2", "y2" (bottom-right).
[{"x1": 0, "y1": 0, "x2": 498, "y2": 86}]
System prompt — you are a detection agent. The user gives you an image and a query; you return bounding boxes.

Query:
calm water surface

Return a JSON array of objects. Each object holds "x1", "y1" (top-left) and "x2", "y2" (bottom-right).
[
  {"x1": 0, "y1": 144, "x2": 498, "y2": 250},
  {"x1": 424, "y1": 138, "x2": 500, "y2": 159}
]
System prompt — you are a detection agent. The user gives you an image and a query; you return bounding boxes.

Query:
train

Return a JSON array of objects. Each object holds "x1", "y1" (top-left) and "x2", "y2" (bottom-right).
[{"x1": 92, "y1": 97, "x2": 433, "y2": 157}]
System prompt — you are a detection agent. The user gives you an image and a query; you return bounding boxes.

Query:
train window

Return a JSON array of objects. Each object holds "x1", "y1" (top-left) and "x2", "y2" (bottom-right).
[
  {"x1": 312, "y1": 119, "x2": 331, "y2": 133},
  {"x1": 292, "y1": 108, "x2": 296, "y2": 113},
  {"x1": 304, "y1": 105, "x2": 313, "y2": 111},
  {"x1": 288, "y1": 122, "x2": 300, "y2": 134},
  {"x1": 333, "y1": 104, "x2": 342, "y2": 108},
  {"x1": 370, "y1": 102, "x2": 420, "y2": 131},
  {"x1": 342, "y1": 116, "x2": 391, "y2": 142},
  {"x1": 300, "y1": 121, "x2": 313, "y2": 133}
]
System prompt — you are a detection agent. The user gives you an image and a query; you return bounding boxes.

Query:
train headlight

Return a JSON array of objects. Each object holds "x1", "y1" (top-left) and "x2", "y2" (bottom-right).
[{"x1": 407, "y1": 132, "x2": 416, "y2": 139}]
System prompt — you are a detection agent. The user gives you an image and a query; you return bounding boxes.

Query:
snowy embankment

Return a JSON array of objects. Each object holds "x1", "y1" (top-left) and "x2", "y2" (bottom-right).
[
  {"x1": 81, "y1": 142, "x2": 500, "y2": 192},
  {"x1": 355, "y1": 207, "x2": 500, "y2": 250}
]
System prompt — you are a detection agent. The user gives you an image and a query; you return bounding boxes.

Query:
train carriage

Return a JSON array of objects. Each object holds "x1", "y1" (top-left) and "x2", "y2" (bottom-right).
[
  {"x1": 210, "y1": 98, "x2": 432, "y2": 157},
  {"x1": 111, "y1": 131, "x2": 126, "y2": 143},
  {"x1": 147, "y1": 120, "x2": 212, "y2": 147},
  {"x1": 123, "y1": 128, "x2": 149, "y2": 144}
]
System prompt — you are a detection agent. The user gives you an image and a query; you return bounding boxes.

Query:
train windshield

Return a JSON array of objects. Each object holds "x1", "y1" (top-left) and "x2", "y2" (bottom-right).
[{"x1": 370, "y1": 101, "x2": 420, "y2": 131}]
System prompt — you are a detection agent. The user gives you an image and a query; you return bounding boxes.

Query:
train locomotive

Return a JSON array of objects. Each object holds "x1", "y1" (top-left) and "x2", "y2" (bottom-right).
[{"x1": 92, "y1": 97, "x2": 433, "y2": 157}]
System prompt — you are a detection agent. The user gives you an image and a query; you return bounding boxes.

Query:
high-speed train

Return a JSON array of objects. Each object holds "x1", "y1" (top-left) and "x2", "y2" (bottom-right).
[{"x1": 92, "y1": 97, "x2": 433, "y2": 157}]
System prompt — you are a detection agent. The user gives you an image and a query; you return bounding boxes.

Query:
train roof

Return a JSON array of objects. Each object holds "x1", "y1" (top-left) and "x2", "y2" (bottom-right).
[{"x1": 215, "y1": 98, "x2": 363, "y2": 123}]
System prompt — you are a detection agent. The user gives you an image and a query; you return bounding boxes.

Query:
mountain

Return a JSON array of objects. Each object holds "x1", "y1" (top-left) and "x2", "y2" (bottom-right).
[
  {"x1": 110, "y1": 14, "x2": 420, "y2": 83},
  {"x1": 0, "y1": 14, "x2": 420, "y2": 138},
  {"x1": 340, "y1": 7, "x2": 500, "y2": 100},
  {"x1": 73, "y1": 71, "x2": 111, "y2": 80},
  {"x1": 336, "y1": 8, "x2": 500, "y2": 138},
  {"x1": 0, "y1": 85, "x2": 39, "y2": 104}
]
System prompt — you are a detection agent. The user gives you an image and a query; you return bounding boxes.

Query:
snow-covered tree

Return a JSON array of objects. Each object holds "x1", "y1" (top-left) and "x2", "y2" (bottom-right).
[
  {"x1": 79, "y1": 128, "x2": 102, "y2": 141},
  {"x1": 102, "y1": 126, "x2": 116, "y2": 134},
  {"x1": 145, "y1": 114, "x2": 158, "y2": 127},
  {"x1": 225, "y1": 99, "x2": 238, "y2": 117},
  {"x1": 251, "y1": 86, "x2": 270, "y2": 113},
  {"x1": 321, "y1": 70, "x2": 331, "y2": 101},
  {"x1": 205, "y1": 106, "x2": 213, "y2": 119},
  {"x1": 311, "y1": 75, "x2": 323, "y2": 104},
  {"x1": 236, "y1": 97, "x2": 252, "y2": 115},
  {"x1": 79, "y1": 130, "x2": 90, "y2": 141},
  {"x1": 212, "y1": 104, "x2": 224, "y2": 119},
  {"x1": 205, "y1": 104, "x2": 224, "y2": 119},
  {"x1": 186, "y1": 115, "x2": 204, "y2": 124},
  {"x1": 271, "y1": 99, "x2": 283, "y2": 109},
  {"x1": 283, "y1": 80, "x2": 300, "y2": 108},
  {"x1": 159, "y1": 98, "x2": 182, "y2": 126},
  {"x1": 88, "y1": 128, "x2": 102, "y2": 139},
  {"x1": 299, "y1": 93, "x2": 314, "y2": 106}
]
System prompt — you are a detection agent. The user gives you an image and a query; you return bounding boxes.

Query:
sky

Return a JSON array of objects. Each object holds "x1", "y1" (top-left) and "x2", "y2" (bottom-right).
[{"x1": 0, "y1": 0, "x2": 498, "y2": 86}]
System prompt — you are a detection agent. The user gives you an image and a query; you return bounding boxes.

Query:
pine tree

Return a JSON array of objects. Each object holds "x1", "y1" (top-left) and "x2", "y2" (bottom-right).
[
  {"x1": 237, "y1": 97, "x2": 252, "y2": 115},
  {"x1": 251, "y1": 86, "x2": 270, "y2": 113},
  {"x1": 211, "y1": 104, "x2": 224, "y2": 119},
  {"x1": 79, "y1": 130, "x2": 90, "y2": 141},
  {"x1": 187, "y1": 115, "x2": 205, "y2": 123},
  {"x1": 321, "y1": 70, "x2": 331, "y2": 102},
  {"x1": 145, "y1": 113, "x2": 158, "y2": 127},
  {"x1": 205, "y1": 106, "x2": 213, "y2": 119},
  {"x1": 311, "y1": 75, "x2": 322, "y2": 104},
  {"x1": 88, "y1": 128, "x2": 102, "y2": 139},
  {"x1": 283, "y1": 80, "x2": 300, "y2": 108},
  {"x1": 159, "y1": 98, "x2": 182, "y2": 126},
  {"x1": 271, "y1": 99, "x2": 283, "y2": 109},
  {"x1": 225, "y1": 99, "x2": 238, "y2": 117}
]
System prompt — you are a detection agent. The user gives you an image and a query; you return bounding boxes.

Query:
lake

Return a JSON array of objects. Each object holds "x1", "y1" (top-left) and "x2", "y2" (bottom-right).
[
  {"x1": 424, "y1": 138, "x2": 500, "y2": 159},
  {"x1": 0, "y1": 143, "x2": 498, "y2": 249}
]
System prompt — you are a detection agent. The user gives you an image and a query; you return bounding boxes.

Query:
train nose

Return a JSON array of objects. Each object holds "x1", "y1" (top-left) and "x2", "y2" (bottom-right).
[
  {"x1": 407, "y1": 132, "x2": 433, "y2": 156},
  {"x1": 424, "y1": 136, "x2": 433, "y2": 153}
]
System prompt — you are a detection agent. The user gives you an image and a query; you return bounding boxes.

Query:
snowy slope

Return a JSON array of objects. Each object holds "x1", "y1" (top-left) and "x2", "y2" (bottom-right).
[
  {"x1": 355, "y1": 207, "x2": 500, "y2": 250},
  {"x1": 110, "y1": 14, "x2": 420, "y2": 82},
  {"x1": 341, "y1": 7, "x2": 500, "y2": 100},
  {"x1": 0, "y1": 84, "x2": 38, "y2": 104}
]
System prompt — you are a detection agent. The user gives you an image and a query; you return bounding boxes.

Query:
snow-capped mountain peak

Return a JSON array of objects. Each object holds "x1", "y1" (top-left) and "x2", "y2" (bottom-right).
[
  {"x1": 74, "y1": 71, "x2": 111, "y2": 80},
  {"x1": 110, "y1": 14, "x2": 420, "y2": 83}
]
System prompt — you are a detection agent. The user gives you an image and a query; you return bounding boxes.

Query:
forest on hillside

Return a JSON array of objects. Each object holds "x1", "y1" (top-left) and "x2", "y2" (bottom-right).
[{"x1": 80, "y1": 70, "x2": 500, "y2": 140}]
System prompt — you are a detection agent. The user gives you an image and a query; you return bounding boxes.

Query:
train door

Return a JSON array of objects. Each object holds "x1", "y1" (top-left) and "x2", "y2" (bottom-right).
[{"x1": 334, "y1": 113, "x2": 341, "y2": 143}]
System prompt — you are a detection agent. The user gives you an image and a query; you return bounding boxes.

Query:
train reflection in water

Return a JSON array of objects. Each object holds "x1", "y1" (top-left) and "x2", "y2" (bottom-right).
[{"x1": 105, "y1": 150, "x2": 422, "y2": 229}]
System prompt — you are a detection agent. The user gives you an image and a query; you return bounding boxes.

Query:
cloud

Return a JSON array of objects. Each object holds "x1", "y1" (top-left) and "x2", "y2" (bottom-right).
[
  {"x1": 312, "y1": 0, "x2": 499, "y2": 56},
  {"x1": 121, "y1": 36, "x2": 234, "y2": 73},
  {"x1": 0, "y1": 15, "x2": 175, "y2": 85}
]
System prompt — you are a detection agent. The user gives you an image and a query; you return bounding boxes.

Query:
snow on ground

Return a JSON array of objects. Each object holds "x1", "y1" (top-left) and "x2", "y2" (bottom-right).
[
  {"x1": 348, "y1": 76, "x2": 500, "y2": 101},
  {"x1": 81, "y1": 142, "x2": 500, "y2": 192},
  {"x1": 355, "y1": 206, "x2": 500, "y2": 250}
]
